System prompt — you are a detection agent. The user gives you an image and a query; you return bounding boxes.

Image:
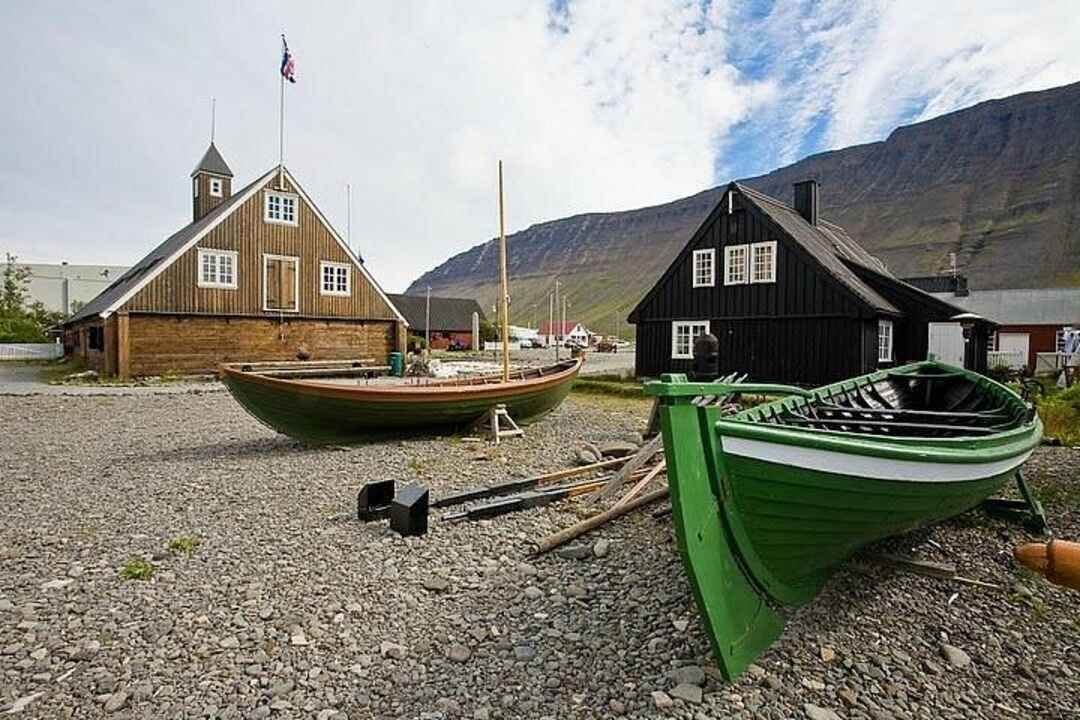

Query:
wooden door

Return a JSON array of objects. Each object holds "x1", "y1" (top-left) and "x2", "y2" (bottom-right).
[{"x1": 264, "y1": 256, "x2": 299, "y2": 312}]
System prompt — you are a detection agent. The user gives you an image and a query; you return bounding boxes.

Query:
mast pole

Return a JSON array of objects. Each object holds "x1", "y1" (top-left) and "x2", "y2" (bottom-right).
[
  {"x1": 425, "y1": 285, "x2": 431, "y2": 357},
  {"x1": 554, "y1": 278, "x2": 560, "y2": 362},
  {"x1": 497, "y1": 160, "x2": 510, "y2": 383}
]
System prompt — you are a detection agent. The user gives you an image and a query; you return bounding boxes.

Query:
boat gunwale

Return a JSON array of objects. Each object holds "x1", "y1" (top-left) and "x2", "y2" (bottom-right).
[
  {"x1": 711, "y1": 361, "x2": 1041, "y2": 464},
  {"x1": 219, "y1": 358, "x2": 582, "y2": 403}
]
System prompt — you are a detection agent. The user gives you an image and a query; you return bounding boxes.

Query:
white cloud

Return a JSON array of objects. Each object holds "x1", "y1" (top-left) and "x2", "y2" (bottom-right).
[
  {"x1": 2, "y1": 1, "x2": 1077, "y2": 293},
  {"x1": 0, "y1": 0, "x2": 771, "y2": 292}
]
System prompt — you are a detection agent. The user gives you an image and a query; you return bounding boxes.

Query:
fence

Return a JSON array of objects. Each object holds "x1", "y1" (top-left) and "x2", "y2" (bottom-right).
[
  {"x1": 986, "y1": 349, "x2": 1026, "y2": 370},
  {"x1": 0, "y1": 342, "x2": 64, "y2": 360}
]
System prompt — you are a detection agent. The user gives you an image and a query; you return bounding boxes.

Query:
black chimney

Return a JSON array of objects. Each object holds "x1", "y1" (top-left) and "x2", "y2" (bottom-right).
[{"x1": 793, "y1": 180, "x2": 819, "y2": 226}]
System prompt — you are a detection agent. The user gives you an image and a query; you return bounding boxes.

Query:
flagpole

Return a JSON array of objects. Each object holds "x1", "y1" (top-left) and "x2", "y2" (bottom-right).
[{"x1": 278, "y1": 70, "x2": 285, "y2": 188}]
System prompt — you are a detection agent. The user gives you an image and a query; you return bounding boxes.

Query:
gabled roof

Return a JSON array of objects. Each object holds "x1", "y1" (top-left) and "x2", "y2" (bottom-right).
[
  {"x1": 191, "y1": 143, "x2": 233, "y2": 178},
  {"x1": 387, "y1": 294, "x2": 485, "y2": 332},
  {"x1": 733, "y1": 183, "x2": 899, "y2": 314},
  {"x1": 67, "y1": 166, "x2": 406, "y2": 326}
]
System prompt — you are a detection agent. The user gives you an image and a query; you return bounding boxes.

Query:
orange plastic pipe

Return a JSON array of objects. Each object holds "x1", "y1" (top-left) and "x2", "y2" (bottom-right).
[{"x1": 1014, "y1": 539, "x2": 1080, "y2": 591}]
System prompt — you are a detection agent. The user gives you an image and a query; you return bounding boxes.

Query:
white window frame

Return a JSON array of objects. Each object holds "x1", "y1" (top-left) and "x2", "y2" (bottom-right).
[
  {"x1": 196, "y1": 248, "x2": 238, "y2": 289},
  {"x1": 671, "y1": 320, "x2": 710, "y2": 360},
  {"x1": 319, "y1": 261, "x2": 351, "y2": 297},
  {"x1": 209, "y1": 177, "x2": 223, "y2": 197},
  {"x1": 264, "y1": 191, "x2": 299, "y2": 226},
  {"x1": 262, "y1": 254, "x2": 300, "y2": 313},
  {"x1": 749, "y1": 241, "x2": 777, "y2": 284},
  {"x1": 724, "y1": 245, "x2": 749, "y2": 286},
  {"x1": 878, "y1": 319, "x2": 894, "y2": 363},
  {"x1": 691, "y1": 249, "x2": 715, "y2": 288}
]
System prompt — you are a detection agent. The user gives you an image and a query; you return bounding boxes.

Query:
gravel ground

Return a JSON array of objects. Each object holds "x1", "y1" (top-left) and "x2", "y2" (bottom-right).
[{"x1": 1, "y1": 391, "x2": 1078, "y2": 719}]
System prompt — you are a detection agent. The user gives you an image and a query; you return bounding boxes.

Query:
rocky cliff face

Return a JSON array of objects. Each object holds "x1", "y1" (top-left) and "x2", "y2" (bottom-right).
[{"x1": 407, "y1": 82, "x2": 1080, "y2": 334}]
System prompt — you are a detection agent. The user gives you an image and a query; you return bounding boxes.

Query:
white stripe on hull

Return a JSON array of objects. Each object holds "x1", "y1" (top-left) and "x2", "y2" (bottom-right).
[{"x1": 721, "y1": 436, "x2": 1032, "y2": 483}]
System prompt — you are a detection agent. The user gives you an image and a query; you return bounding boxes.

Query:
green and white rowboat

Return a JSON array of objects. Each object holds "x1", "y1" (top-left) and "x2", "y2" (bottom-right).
[{"x1": 646, "y1": 361, "x2": 1042, "y2": 681}]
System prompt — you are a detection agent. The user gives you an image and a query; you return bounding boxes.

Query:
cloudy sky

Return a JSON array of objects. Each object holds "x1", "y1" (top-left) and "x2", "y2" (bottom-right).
[{"x1": 3, "y1": 1, "x2": 1078, "y2": 292}]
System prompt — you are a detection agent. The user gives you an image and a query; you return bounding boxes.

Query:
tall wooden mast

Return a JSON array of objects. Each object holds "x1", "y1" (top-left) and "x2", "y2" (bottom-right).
[{"x1": 497, "y1": 160, "x2": 511, "y2": 383}]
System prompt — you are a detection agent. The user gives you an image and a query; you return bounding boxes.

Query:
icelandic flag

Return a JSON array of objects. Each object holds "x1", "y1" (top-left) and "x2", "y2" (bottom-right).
[{"x1": 280, "y1": 35, "x2": 296, "y2": 83}]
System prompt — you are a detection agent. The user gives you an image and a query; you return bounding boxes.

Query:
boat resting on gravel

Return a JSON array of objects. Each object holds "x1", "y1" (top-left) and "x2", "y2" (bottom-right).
[
  {"x1": 646, "y1": 360, "x2": 1042, "y2": 681},
  {"x1": 220, "y1": 358, "x2": 581, "y2": 444}
]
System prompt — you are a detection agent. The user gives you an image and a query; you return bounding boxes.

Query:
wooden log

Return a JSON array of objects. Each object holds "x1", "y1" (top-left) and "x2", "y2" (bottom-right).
[
  {"x1": 534, "y1": 486, "x2": 669, "y2": 555},
  {"x1": 584, "y1": 434, "x2": 663, "y2": 504},
  {"x1": 431, "y1": 456, "x2": 630, "y2": 509},
  {"x1": 611, "y1": 460, "x2": 665, "y2": 510}
]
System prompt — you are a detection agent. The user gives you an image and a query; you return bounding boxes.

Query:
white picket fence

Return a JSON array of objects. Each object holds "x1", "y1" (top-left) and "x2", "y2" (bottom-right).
[
  {"x1": 0, "y1": 342, "x2": 64, "y2": 360},
  {"x1": 986, "y1": 349, "x2": 1026, "y2": 370}
]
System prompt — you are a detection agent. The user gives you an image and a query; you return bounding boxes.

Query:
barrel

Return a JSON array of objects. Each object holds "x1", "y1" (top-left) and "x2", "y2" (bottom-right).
[{"x1": 389, "y1": 352, "x2": 404, "y2": 377}]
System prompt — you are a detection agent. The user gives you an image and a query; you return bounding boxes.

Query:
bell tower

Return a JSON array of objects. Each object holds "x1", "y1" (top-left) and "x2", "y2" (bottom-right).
[{"x1": 191, "y1": 142, "x2": 234, "y2": 222}]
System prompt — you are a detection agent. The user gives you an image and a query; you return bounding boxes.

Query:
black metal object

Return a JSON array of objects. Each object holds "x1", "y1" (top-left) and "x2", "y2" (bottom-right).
[
  {"x1": 432, "y1": 477, "x2": 541, "y2": 509},
  {"x1": 441, "y1": 477, "x2": 604, "y2": 523},
  {"x1": 982, "y1": 470, "x2": 1049, "y2": 535},
  {"x1": 357, "y1": 480, "x2": 396, "y2": 521},
  {"x1": 691, "y1": 332, "x2": 720, "y2": 380},
  {"x1": 390, "y1": 483, "x2": 429, "y2": 536}
]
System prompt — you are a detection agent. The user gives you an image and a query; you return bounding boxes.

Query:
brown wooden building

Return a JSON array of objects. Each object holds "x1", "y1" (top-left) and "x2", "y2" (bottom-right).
[{"x1": 63, "y1": 144, "x2": 407, "y2": 377}]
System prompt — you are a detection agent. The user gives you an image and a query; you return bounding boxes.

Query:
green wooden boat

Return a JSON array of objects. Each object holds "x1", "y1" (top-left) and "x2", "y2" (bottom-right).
[
  {"x1": 646, "y1": 361, "x2": 1041, "y2": 681},
  {"x1": 221, "y1": 358, "x2": 581, "y2": 444}
]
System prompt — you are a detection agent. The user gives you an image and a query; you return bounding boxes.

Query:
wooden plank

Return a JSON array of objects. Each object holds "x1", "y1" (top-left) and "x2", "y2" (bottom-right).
[
  {"x1": 584, "y1": 434, "x2": 664, "y2": 504},
  {"x1": 611, "y1": 460, "x2": 666, "y2": 510},
  {"x1": 534, "y1": 487, "x2": 669, "y2": 555},
  {"x1": 116, "y1": 313, "x2": 130, "y2": 379}
]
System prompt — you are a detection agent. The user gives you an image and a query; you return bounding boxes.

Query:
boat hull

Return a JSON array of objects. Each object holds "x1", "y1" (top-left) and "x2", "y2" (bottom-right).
[
  {"x1": 221, "y1": 360, "x2": 580, "y2": 443},
  {"x1": 648, "y1": 361, "x2": 1042, "y2": 680}
]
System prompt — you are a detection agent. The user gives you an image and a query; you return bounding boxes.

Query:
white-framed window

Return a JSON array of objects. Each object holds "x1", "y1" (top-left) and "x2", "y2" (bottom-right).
[
  {"x1": 672, "y1": 320, "x2": 709, "y2": 360},
  {"x1": 878, "y1": 319, "x2": 893, "y2": 362},
  {"x1": 209, "y1": 177, "x2": 223, "y2": 197},
  {"x1": 724, "y1": 245, "x2": 748, "y2": 285},
  {"x1": 692, "y1": 249, "x2": 715, "y2": 288},
  {"x1": 197, "y1": 248, "x2": 238, "y2": 289},
  {"x1": 264, "y1": 191, "x2": 298, "y2": 225},
  {"x1": 750, "y1": 241, "x2": 777, "y2": 283},
  {"x1": 320, "y1": 261, "x2": 351, "y2": 296}
]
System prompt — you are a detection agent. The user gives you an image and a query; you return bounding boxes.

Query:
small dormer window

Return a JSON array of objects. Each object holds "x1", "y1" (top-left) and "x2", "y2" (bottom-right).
[
  {"x1": 265, "y1": 191, "x2": 298, "y2": 225},
  {"x1": 209, "y1": 177, "x2": 223, "y2": 197}
]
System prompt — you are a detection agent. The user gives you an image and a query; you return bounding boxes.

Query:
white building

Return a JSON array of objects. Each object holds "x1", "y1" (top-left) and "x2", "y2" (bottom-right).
[{"x1": 22, "y1": 263, "x2": 130, "y2": 315}]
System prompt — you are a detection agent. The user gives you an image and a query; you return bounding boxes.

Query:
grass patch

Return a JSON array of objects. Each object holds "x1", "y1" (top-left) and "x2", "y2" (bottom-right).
[
  {"x1": 168, "y1": 536, "x2": 201, "y2": 554},
  {"x1": 572, "y1": 378, "x2": 645, "y2": 399},
  {"x1": 119, "y1": 557, "x2": 155, "y2": 581},
  {"x1": 408, "y1": 457, "x2": 425, "y2": 474},
  {"x1": 1035, "y1": 384, "x2": 1080, "y2": 445}
]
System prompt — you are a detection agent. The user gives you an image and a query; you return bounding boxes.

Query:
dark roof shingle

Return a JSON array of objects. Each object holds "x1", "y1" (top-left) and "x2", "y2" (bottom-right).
[
  {"x1": 191, "y1": 143, "x2": 234, "y2": 178},
  {"x1": 387, "y1": 294, "x2": 485, "y2": 332}
]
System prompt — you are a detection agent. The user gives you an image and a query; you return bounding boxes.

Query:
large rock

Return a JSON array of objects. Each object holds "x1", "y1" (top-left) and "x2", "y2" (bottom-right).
[{"x1": 941, "y1": 644, "x2": 971, "y2": 668}]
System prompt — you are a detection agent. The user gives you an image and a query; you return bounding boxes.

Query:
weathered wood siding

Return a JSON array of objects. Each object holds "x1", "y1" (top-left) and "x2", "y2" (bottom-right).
[
  {"x1": 631, "y1": 190, "x2": 875, "y2": 384},
  {"x1": 127, "y1": 314, "x2": 395, "y2": 376},
  {"x1": 193, "y1": 173, "x2": 232, "y2": 222},
  {"x1": 126, "y1": 174, "x2": 398, "y2": 321}
]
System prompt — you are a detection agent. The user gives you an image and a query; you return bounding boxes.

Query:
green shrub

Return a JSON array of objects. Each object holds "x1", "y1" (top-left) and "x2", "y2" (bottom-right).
[
  {"x1": 119, "y1": 558, "x2": 155, "y2": 581},
  {"x1": 0, "y1": 317, "x2": 46, "y2": 342}
]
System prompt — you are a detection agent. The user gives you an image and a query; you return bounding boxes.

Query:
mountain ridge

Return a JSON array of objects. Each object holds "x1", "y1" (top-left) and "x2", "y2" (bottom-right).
[{"x1": 407, "y1": 81, "x2": 1080, "y2": 335}]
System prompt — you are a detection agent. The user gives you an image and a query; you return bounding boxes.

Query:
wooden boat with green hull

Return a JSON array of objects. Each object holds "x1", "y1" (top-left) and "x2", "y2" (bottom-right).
[
  {"x1": 645, "y1": 361, "x2": 1041, "y2": 681},
  {"x1": 221, "y1": 358, "x2": 581, "y2": 444}
]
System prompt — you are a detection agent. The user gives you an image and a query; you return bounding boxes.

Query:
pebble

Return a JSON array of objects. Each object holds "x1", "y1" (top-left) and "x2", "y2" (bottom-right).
[
  {"x1": 670, "y1": 683, "x2": 703, "y2": 704},
  {"x1": 804, "y1": 704, "x2": 841, "y2": 720},
  {"x1": 448, "y1": 644, "x2": 471, "y2": 662},
  {"x1": 593, "y1": 539, "x2": 611, "y2": 558},
  {"x1": 423, "y1": 575, "x2": 450, "y2": 592},
  {"x1": 104, "y1": 690, "x2": 129, "y2": 713},
  {"x1": 652, "y1": 691, "x2": 674, "y2": 709},
  {"x1": 555, "y1": 545, "x2": 592, "y2": 561},
  {"x1": 380, "y1": 641, "x2": 406, "y2": 659},
  {"x1": 523, "y1": 586, "x2": 543, "y2": 600},
  {"x1": 665, "y1": 665, "x2": 705, "y2": 686},
  {"x1": 940, "y1": 644, "x2": 971, "y2": 668}
]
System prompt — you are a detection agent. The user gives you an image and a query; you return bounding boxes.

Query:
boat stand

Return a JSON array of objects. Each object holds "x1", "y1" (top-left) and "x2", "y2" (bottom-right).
[
  {"x1": 476, "y1": 404, "x2": 524, "y2": 445},
  {"x1": 982, "y1": 470, "x2": 1049, "y2": 535}
]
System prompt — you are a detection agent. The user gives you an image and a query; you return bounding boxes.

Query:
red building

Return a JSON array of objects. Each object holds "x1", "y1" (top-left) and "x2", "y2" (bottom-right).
[{"x1": 388, "y1": 294, "x2": 485, "y2": 350}]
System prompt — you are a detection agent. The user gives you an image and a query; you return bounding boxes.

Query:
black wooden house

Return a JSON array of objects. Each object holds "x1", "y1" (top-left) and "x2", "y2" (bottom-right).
[{"x1": 628, "y1": 181, "x2": 990, "y2": 385}]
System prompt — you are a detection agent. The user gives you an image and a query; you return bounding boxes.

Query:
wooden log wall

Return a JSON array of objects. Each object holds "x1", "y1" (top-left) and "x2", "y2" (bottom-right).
[{"x1": 126, "y1": 314, "x2": 395, "y2": 376}]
